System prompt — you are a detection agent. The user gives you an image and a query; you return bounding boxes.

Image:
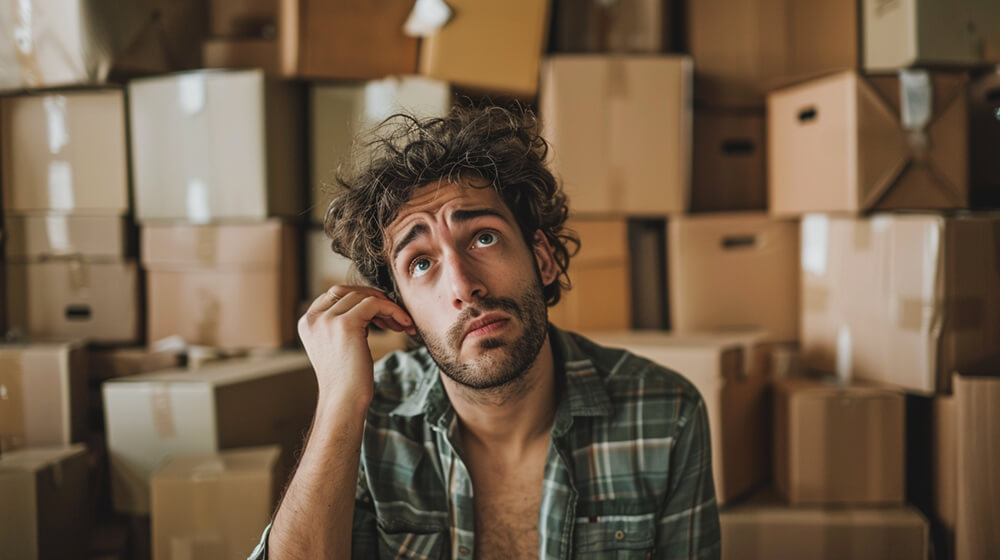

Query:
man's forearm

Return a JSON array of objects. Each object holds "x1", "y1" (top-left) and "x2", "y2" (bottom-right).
[{"x1": 268, "y1": 401, "x2": 367, "y2": 560}]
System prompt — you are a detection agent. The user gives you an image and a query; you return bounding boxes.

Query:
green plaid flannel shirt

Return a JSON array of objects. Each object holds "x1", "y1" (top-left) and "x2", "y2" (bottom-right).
[{"x1": 249, "y1": 326, "x2": 721, "y2": 559}]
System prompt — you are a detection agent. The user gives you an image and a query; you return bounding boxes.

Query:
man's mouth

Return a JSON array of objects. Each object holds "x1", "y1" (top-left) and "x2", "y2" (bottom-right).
[{"x1": 462, "y1": 314, "x2": 509, "y2": 341}]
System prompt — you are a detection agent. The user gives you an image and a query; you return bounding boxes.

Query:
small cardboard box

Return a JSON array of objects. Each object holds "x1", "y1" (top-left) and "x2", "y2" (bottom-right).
[
  {"x1": 103, "y1": 352, "x2": 317, "y2": 515},
  {"x1": 151, "y1": 446, "x2": 280, "y2": 560},
  {"x1": 128, "y1": 70, "x2": 305, "y2": 223},
  {"x1": 954, "y1": 372, "x2": 1000, "y2": 560},
  {"x1": 419, "y1": 0, "x2": 549, "y2": 97},
  {"x1": 541, "y1": 55, "x2": 692, "y2": 215},
  {"x1": 800, "y1": 214, "x2": 1000, "y2": 393},
  {"x1": 691, "y1": 110, "x2": 766, "y2": 212},
  {"x1": 310, "y1": 77, "x2": 451, "y2": 224},
  {"x1": 0, "y1": 445, "x2": 90, "y2": 559},
  {"x1": 668, "y1": 213, "x2": 799, "y2": 342},
  {"x1": 142, "y1": 221, "x2": 300, "y2": 350},
  {"x1": 585, "y1": 330, "x2": 771, "y2": 505},
  {"x1": 549, "y1": 219, "x2": 630, "y2": 332},
  {"x1": 0, "y1": 342, "x2": 88, "y2": 452},
  {"x1": 1, "y1": 90, "x2": 129, "y2": 214},
  {"x1": 769, "y1": 71, "x2": 969, "y2": 215},
  {"x1": 550, "y1": 0, "x2": 673, "y2": 53},
  {"x1": 774, "y1": 377, "x2": 905, "y2": 506}
]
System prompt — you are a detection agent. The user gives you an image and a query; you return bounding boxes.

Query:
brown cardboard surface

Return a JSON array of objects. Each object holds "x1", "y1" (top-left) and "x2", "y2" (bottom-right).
[
  {"x1": 549, "y1": 219, "x2": 630, "y2": 331},
  {"x1": 5, "y1": 260, "x2": 140, "y2": 344},
  {"x1": 1, "y1": 90, "x2": 129, "y2": 214},
  {"x1": 541, "y1": 55, "x2": 692, "y2": 215},
  {"x1": 551, "y1": 0, "x2": 672, "y2": 53},
  {"x1": 721, "y1": 494, "x2": 929, "y2": 560},
  {"x1": 0, "y1": 342, "x2": 87, "y2": 451},
  {"x1": 202, "y1": 39, "x2": 282, "y2": 76},
  {"x1": 88, "y1": 348, "x2": 183, "y2": 382},
  {"x1": 0, "y1": 0, "x2": 206, "y2": 91},
  {"x1": 128, "y1": 70, "x2": 305, "y2": 222},
  {"x1": 584, "y1": 330, "x2": 770, "y2": 504},
  {"x1": 863, "y1": 0, "x2": 1000, "y2": 71},
  {"x1": 773, "y1": 377, "x2": 905, "y2": 506},
  {"x1": 0, "y1": 445, "x2": 90, "y2": 560},
  {"x1": 419, "y1": 0, "x2": 549, "y2": 96},
  {"x1": 310, "y1": 77, "x2": 451, "y2": 223},
  {"x1": 954, "y1": 373, "x2": 1000, "y2": 560},
  {"x1": 800, "y1": 214, "x2": 1000, "y2": 393},
  {"x1": 210, "y1": 0, "x2": 277, "y2": 37},
  {"x1": 4, "y1": 214, "x2": 132, "y2": 260},
  {"x1": 628, "y1": 219, "x2": 668, "y2": 329},
  {"x1": 668, "y1": 213, "x2": 799, "y2": 342},
  {"x1": 142, "y1": 222, "x2": 299, "y2": 349},
  {"x1": 934, "y1": 395, "x2": 956, "y2": 531},
  {"x1": 103, "y1": 352, "x2": 316, "y2": 514},
  {"x1": 969, "y1": 70, "x2": 1000, "y2": 209},
  {"x1": 691, "y1": 110, "x2": 766, "y2": 212},
  {"x1": 151, "y1": 446, "x2": 280, "y2": 560},
  {"x1": 769, "y1": 71, "x2": 969, "y2": 215}
]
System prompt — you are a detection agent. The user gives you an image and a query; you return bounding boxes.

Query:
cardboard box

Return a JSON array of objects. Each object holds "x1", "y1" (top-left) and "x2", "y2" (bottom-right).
[
  {"x1": 205, "y1": 0, "x2": 417, "y2": 79},
  {"x1": 551, "y1": 0, "x2": 673, "y2": 53},
  {"x1": 128, "y1": 70, "x2": 305, "y2": 223},
  {"x1": 142, "y1": 221, "x2": 300, "y2": 349},
  {"x1": 540, "y1": 56, "x2": 692, "y2": 215},
  {"x1": 6, "y1": 260, "x2": 140, "y2": 343},
  {"x1": 310, "y1": 77, "x2": 451, "y2": 224},
  {"x1": 863, "y1": 0, "x2": 1000, "y2": 71},
  {"x1": 774, "y1": 377, "x2": 905, "y2": 506},
  {"x1": 549, "y1": 219, "x2": 631, "y2": 332},
  {"x1": 0, "y1": 445, "x2": 90, "y2": 559},
  {"x1": 88, "y1": 348, "x2": 182, "y2": 383},
  {"x1": 691, "y1": 110, "x2": 766, "y2": 212},
  {"x1": 0, "y1": 0, "x2": 206, "y2": 91},
  {"x1": 4, "y1": 215, "x2": 133, "y2": 260},
  {"x1": 306, "y1": 229, "x2": 359, "y2": 299},
  {"x1": 955, "y1": 373, "x2": 1000, "y2": 560},
  {"x1": 628, "y1": 219, "x2": 668, "y2": 329},
  {"x1": 934, "y1": 395, "x2": 956, "y2": 532},
  {"x1": 721, "y1": 495, "x2": 929, "y2": 560},
  {"x1": 103, "y1": 352, "x2": 316, "y2": 514},
  {"x1": 151, "y1": 446, "x2": 280, "y2": 560},
  {"x1": 800, "y1": 214, "x2": 1000, "y2": 393},
  {"x1": 1, "y1": 90, "x2": 129, "y2": 214},
  {"x1": 584, "y1": 330, "x2": 771, "y2": 504},
  {"x1": 0, "y1": 342, "x2": 87, "y2": 452},
  {"x1": 668, "y1": 213, "x2": 799, "y2": 341},
  {"x1": 769, "y1": 71, "x2": 969, "y2": 215},
  {"x1": 419, "y1": 0, "x2": 549, "y2": 96},
  {"x1": 970, "y1": 70, "x2": 1000, "y2": 209}
]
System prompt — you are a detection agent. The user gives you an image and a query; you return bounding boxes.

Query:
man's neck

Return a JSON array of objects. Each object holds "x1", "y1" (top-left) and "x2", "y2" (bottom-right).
[{"x1": 441, "y1": 336, "x2": 557, "y2": 457}]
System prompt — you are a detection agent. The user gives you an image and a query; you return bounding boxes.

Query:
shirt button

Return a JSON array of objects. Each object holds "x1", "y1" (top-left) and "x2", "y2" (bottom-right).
[
  {"x1": 459, "y1": 546, "x2": 471, "y2": 555},
  {"x1": 615, "y1": 530, "x2": 625, "y2": 541}
]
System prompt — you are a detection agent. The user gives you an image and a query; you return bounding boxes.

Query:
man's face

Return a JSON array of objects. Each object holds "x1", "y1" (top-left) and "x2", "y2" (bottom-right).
[{"x1": 385, "y1": 181, "x2": 555, "y2": 390}]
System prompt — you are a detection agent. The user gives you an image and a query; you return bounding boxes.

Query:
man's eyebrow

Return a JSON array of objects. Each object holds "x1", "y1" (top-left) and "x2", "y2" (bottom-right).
[
  {"x1": 391, "y1": 223, "x2": 429, "y2": 264},
  {"x1": 450, "y1": 208, "x2": 509, "y2": 224}
]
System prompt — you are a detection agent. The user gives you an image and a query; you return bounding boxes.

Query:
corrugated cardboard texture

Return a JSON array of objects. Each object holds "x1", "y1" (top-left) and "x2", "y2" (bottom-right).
[
  {"x1": 4, "y1": 215, "x2": 132, "y2": 260},
  {"x1": 584, "y1": 331, "x2": 770, "y2": 504},
  {"x1": 419, "y1": 0, "x2": 549, "y2": 96},
  {"x1": 541, "y1": 56, "x2": 692, "y2": 215},
  {"x1": 669, "y1": 213, "x2": 799, "y2": 342},
  {"x1": 800, "y1": 214, "x2": 1000, "y2": 393},
  {"x1": 551, "y1": 0, "x2": 672, "y2": 53},
  {"x1": 691, "y1": 110, "x2": 767, "y2": 212},
  {"x1": 1, "y1": 91, "x2": 129, "y2": 214},
  {"x1": 151, "y1": 446, "x2": 279, "y2": 560},
  {"x1": 955, "y1": 374, "x2": 1000, "y2": 560},
  {"x1": 863, "y1": 0, "x2": 1000, "y2": 70},
  {"x1": 129, "y1": 70, "x2": 304, "y2": 222},
  {"x1": 721, "y1": 495, "x2": 928, "y2": 560},
  {"x1": 6, "y1": 260, "x2": 140, "y2": 344},
  {"x1": 310, "y1": 78, "x2": 451, "y2": 224},
  {"x1": 774, "y1": 377, "x2": 905, "y2": 506},
  {"x1": 0, "y1": 0, "x2": 207, "y2": 91},
  {"x1": 0, "y1": 445, "x2": 89, "y2": 560},
  {"x1": 0, "y1": 342, "x2": 88, "y2": 451},
  {"x1": 103, "y1": 352, "x2": 316, "y2": 514},
  {"x1": 549, "y1": 219, "x2": 630, "y2": 331},
  {"x1": 769, "y1": 71, "x2": 969, "y2": 215}
]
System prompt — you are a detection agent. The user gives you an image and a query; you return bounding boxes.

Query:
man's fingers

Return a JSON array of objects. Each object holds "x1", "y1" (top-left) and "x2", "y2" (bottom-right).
[
  {"x1": 344, "y1": 296, "x2": 414, "y2": 332},
  {"x1": 306, "y1": 285, "x2": 392, "y2": 316}
]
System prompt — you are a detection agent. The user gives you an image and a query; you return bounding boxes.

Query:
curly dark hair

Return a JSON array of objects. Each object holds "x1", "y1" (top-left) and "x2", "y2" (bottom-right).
[{"x1": 324, "y1": 104, "x2": 579, "y2": 306}]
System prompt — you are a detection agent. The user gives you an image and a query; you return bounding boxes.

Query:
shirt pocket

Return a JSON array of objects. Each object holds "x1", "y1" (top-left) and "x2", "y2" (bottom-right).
[
  {"x1": 377, "y1": 526, "x2": 447, "y2": 560},
  {"x1": 573, "y1": 513, "x2": 656, "y2": 560}
]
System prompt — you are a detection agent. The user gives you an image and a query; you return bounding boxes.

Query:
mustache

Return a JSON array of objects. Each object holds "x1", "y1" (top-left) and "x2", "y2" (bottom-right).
[{"x1": 446, "y1": 296, "x2": 521, "y2": 346}]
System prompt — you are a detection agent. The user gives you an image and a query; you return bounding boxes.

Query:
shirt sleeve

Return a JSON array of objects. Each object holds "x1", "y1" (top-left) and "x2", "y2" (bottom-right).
[{"x1": 655, "y1": 395, "x2": 722, "y2": 560}]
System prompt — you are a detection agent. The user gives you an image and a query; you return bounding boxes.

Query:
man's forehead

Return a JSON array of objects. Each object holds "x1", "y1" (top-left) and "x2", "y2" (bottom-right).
[{"x1": 386, "y1": 182, "x2": 510, "y2": 235}]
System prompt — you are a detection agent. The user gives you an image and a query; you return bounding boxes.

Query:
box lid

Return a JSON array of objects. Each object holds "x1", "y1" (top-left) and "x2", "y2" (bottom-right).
[
  {"x1": 141, "y1": 221, "x2": 287, "y2": 269},
  {"x1": 103, "y1": 352, "x2": 311, "y2": 388},
  {"x1": 153, "y1": 445, "x2": 281, "y2": 479}
]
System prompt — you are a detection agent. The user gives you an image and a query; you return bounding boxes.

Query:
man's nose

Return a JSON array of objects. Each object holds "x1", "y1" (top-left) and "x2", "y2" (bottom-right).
[{"x1": 442, "y1": 251, "x2": 487, "y2": 306}]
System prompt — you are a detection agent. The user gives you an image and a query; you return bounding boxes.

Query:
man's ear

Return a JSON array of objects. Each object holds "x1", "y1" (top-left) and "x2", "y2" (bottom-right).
[{"x1": 531, "y1": 230, "x2": 559, "y2": 287}]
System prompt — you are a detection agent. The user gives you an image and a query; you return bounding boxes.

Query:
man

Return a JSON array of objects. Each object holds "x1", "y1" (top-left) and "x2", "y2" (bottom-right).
[{"x1": 251, "y1": 106, "x2": 720, "y2": 559}]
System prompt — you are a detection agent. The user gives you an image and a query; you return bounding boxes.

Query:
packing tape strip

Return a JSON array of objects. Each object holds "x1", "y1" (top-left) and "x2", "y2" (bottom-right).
[
  {"x1": 403, "y1": 0, "x2": 452, "y2": 38},
  {"x1": 13, "y1": 0, "x2": 43, "y2": 86},
  {"x1": 66, "y1": 258, "x2": 89, "y2": 291},
  {"x1": 801, "y1": 214, "x2": 829, "y2": 277},
  {"x1": 195, "y1": 291, "x2": 222, "y2": 346},
  {"x1": 47, "y1": 161, "x2": 75, "y2": 211},
  {"x1": 150, "y1": 383, "x2": 176, "y2": 439},
  {"x1": 195, "y1": 226, "x2": 216, "y2": 264},
  {"x1": 899, "y1": 69, "x2": 933, "y2": 153},
  {"x1": 186, "y1": 179, "x2": 211, "y2": 224},
  {"x1": 43, "y1": 95, "x2": 69, "y2": 154},
  {"x1": 45, "y1": 214, "x2": 71, "y2": 254},
  {"x1": 178, "y1": 74, "x2": 206, "y2": 115}
]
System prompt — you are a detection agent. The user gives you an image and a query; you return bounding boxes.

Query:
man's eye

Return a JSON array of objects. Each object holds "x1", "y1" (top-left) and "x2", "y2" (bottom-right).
[
  {"x1": 475, "y1": 231, "x2": 498, "y2": 247},
  {"x1": 410, "y1": 257, "x2": 432, "y2": 277}
]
